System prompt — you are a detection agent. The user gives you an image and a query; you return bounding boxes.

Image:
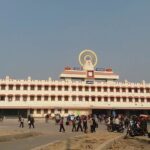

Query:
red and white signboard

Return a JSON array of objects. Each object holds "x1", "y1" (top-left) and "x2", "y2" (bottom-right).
[{"x1": 87, "y1": 70, "x2": 94, "y2": 78}]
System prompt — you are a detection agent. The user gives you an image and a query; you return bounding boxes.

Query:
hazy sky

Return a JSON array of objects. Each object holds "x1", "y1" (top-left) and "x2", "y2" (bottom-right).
[{"x1": 0, "y1": 0, "x2": 150, "y2": 82}]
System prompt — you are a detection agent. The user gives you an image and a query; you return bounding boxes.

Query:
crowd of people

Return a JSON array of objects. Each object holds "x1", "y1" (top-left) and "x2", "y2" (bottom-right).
[
  {"x1": 17, "y1": 113, "x2": 150, "y2": 138},
  {"x1": 54, "y1": 113, "x2": 150, "y2": 138},
  {"x1": 18, "y1": 114, "x2": 35, "y2": 128},
  {"x1": 105, "y1": 114, "x2": 149, "y2": 137},
  {"x1": 57, "y1": 114, "x2": 99, "y2": 133}
]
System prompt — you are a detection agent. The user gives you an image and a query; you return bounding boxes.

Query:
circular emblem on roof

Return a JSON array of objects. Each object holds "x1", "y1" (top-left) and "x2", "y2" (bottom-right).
[{"x1": 79, "y1": 49, "x2": 98, "y2": 68}]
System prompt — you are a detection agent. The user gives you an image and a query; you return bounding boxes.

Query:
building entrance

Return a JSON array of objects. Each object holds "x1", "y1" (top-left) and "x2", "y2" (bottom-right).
[
  {"x1": 92, "y1": 109, "x2": 110, "y2": 115},
  {"x1": 0, "y1": 109, "x2": 27, "y2": 118},
  {"x1": 92, "y1": 109, "x2": 150, "y2": 116}
]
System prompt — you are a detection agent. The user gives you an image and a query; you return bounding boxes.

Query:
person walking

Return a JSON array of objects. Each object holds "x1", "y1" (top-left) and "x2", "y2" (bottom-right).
[
  {"x1": 72, "y1": 118, "x2": 77, "y2": 132},
  {"x1": 83, "y1": 116, "x2": 88, "y2": 133},
  {"x1": 92, "y1": 117, "x2": 97, "y2": 132},
  {"x1": 140, "y1": 117, "x2": 148, "y2": 136},
  {"x1": 30, "y1": 116, "x2": 35, "y2": 128},
  {"x1": 28, "y1": 116, "x2": 35, "y2": 128},
  {"x1": 59, "y1": 117, "x2": 65, "y2": 132},
  {"x1": 27, "y1": 115, "x2": 31, "y2": 128},
  {"x1": 76, "y1": 117, "x2": 83, "y2": 132},
  {"x1": 89, "y1": 117, "x2": 93, "y2": 133},
  {"x1": 45, "y1": 114, "x2": 49, "y2": 123},
  {"x1": 19, "y1": 116, "x2": 24, "y2": 128}
]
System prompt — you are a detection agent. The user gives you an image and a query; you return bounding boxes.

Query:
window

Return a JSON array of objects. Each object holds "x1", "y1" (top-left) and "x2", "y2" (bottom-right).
[
  {"x1": 51, "y1": 109, "x2": 54, "y2": 113},
  {"x1": 110, "y1": 88, "x2": 114, "y2": 92},
  {"x1": 146, "y1": 88, "x2": 150, "y2": 93},
  {"x1": 16, "y1": 85, "x2": 20, "y2": 90},
  {"x1": 98, "y1": 97, "x2": 101, "y2": 102},
  {"x1": 78, "y1": 86, "x2": 82, "y2": 91},
  {"x1": 30, "y1": 85, "x2": 35, "y2": 90},
  {"x1": 104, "y1": 87, "x2": 107, "y2": 92},
  {"x1": 23, "y1": 85, "x2": 28, "y2": 90},
  {"x1": 44, "y1": 86, "x2": 49, "y2": 91},
  {"x1": 134, "y1": 88, "x2": 138, "y2": 93},
  {"x1": 135, "y1": 98, "x2": 138, "y2": 102},
  {"x1": 30, "y1": 96, "x2": 35, "y2": 101},
  {"x1": 58, "y1": 96, "x2": 62, "y2": 101},
  {"x1": 91, "y1": 96, "x2": 95, "y2": 102},
  {"x1": 37, "y1": 109, "x2": 41, "y2": 114},
  {"x1": 147, "y1": 98, "x2": 150, "y2": 102},
  {"x1": 64, "y1": 96, "x2": 69, "y2": 101},
  {"x1": 104, "y1": 97, "x2": 108, "y2": 102},
  {"x1": 79, "y1": 96, "x2": 83, "y2": 101},
  {"x1": 91, "y1": 86, "x2": 95, "y2": 91},
  {"x1": 23, "y1": 95, "x2": 27, "y2": 101},
  {"x1": 123, "y1": 97, "x2": 126, "y2": 102},
  {"x1": 0, "y1": 96, "x2": 5, "y2": 101},
  {"x1": 64, "y1": 86, "x2": 69, "y2": 91},
  {"x1": 15, "y1": 95, "x2": 20, "y2": 101},
  {"x1": 116, "y1": 87, "x2": 120, "y2": 92},
  {"x1": 129, "y1": 98, "x2": 133, "y2": 102},
  {"x1": 140, "y1": 88, "x2": 144, "y2": 93},
  {"x1": 51, "y1": 86, "x2": 55, "y2": 91},
  {"x1": 97, "y1": 87, "x2": 101, "y2": 92},
  {"x1": 44, "y1": 96, "x2": 48, "y2": 101},
  {"x1": 122, "y1": 88, "x2": 126, "y2": 92},
  {"x1": 37, "y1": 85, "x2": 42, "y2": 90},
  {"x1": 72, "y1": 86, "x2": 76, "y2": 91},
  {"x1": 1, "y1": 85, "x2": 6, "y2": 90},
  {"x1": 128, "y1": 88, "x2": 132, "y2": 93},
  {"x1": 110, "y1": 97, "x2": 114, "y2": 102},
  {"x1": 51, "y1": 96, "x2": 55, "y2": 101},
  {"x1": 9, "y1": 85, "x2": 13, "y2": 90},
  {"x1": 58, "y1": 86, "x2": 62, "y2": 91},
  {"x1": 44, "y1": 109, "x2": 48, "y2": 114},
  {"x1": 141, "y1": 98, "x2": 144, "y2": 102},
  {"x1": 72, "y1": 96, "x2": 76, "y2": 101},
  {"x1": 8, "y1": 95, "x2": 13, "y2": 101},
  {"x1": 85, "y1": 86, "x2": 89, "y2": 91},
  {"x1": 64, "y1": 109, "x2": 68, "y2": 114},
  {"x1": 37, "y1": 96, "x2": 41, "y2": 101},
  {"x1": 85, "y1": 96, "x2": 89, "y2": 101},
  {"x1": 116, "y1": 97, "x2": 120, "y2": 102}
]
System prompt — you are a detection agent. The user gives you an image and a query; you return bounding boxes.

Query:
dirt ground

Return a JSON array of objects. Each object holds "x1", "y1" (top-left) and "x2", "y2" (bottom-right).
[
  {"x1": 0, "y1": 129, "x2": 27, "y2": 136},
  {"x1": 107, "y1": 138, "x2": 150, "y2": 150},
  {"x1": 1, "y1": 127, "x2": 150, "y2": 150},
  {"x1": 34, "y1": 132, "x2": 150, "y2": 150},
  {"x1": 38, "y1": 131, "x2": 122, "y2": 150},
  {"x1": 0, "y1": 129, "x2": 40, "y2": 142}
]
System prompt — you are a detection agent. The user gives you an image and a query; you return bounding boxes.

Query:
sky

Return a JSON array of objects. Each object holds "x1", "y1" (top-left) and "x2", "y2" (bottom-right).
[{"x1": 0, "y1": 0, "x2": 150, "y2": 82}]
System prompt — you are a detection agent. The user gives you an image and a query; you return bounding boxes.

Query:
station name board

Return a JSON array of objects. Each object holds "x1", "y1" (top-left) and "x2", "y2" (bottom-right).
[{"x1": 86, "y1": 81, "x2": 94, "y2": 84}]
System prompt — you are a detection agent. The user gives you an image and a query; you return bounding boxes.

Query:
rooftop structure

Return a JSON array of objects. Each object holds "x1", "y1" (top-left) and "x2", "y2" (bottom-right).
[{"x1": 60, "y1": 49, "x2": 119, "y2": 82}]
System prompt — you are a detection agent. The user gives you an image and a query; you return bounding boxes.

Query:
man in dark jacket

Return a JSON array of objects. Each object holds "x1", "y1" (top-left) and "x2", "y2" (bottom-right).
[{"x1": 59, "y1": 117, "x2": 65, "y2": 132}]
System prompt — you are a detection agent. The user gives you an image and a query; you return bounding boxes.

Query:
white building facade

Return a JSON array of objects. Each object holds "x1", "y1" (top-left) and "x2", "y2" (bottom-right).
[{"x1": 0, "y1": 49, "x2": 150, "y2": 117}]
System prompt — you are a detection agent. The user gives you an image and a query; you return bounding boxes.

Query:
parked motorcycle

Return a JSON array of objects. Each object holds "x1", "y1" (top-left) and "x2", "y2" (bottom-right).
[
  {"x1": 107, "y1": 124, "x2": 124, "y2": 133},
  {"x1": 124, "y1": 125, "x2": 144, "y2": 138}
]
